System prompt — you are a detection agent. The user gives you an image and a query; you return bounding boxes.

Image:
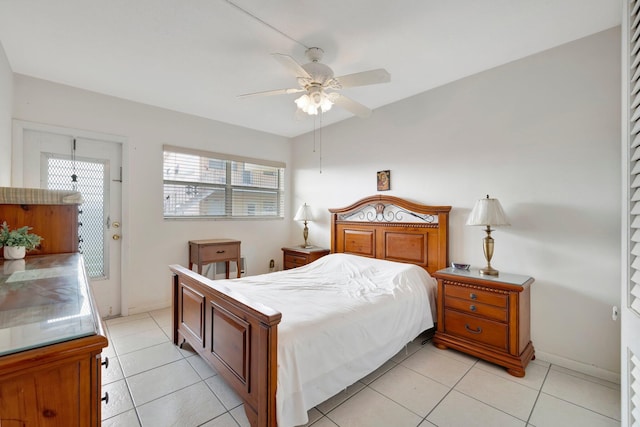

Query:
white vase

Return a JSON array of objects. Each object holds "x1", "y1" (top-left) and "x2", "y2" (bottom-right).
[{"x1": 3, "y1": 246, "x2": 26, "y2": 260}]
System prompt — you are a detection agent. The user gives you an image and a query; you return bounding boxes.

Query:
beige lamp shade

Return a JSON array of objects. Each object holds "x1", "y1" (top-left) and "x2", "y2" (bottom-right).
[
  {"x1": 294, "y1": 203, "x2": 314, "y2": 222},
  {"x1": 466, "y1": 196, "x2": 510, "y2": 227}
]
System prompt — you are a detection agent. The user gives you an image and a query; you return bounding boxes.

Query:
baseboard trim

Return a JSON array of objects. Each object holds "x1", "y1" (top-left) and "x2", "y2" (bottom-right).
[{"x1": 536, "y1": 351, "x2": 620, "y2": 384}]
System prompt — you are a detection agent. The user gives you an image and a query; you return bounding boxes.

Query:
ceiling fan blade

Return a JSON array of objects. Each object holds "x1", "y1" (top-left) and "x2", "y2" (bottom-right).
[
  {"x1": 333, "y1": 95, "x2": 372, "y2": 118},
  {"x1": 238, "y1": 88, "x2": 305, "y2": 98},
  {"x1": 334, "y1": 69, "x2": 390, "y2": 89},
  {"x1": 271, "y1": 53, "x2": 312, "y2": 79}
]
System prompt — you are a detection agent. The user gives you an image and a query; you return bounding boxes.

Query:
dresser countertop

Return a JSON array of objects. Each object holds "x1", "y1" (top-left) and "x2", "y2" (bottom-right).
[{"x1": 0, "y1": 253, "x2": 100, "y2": 356}]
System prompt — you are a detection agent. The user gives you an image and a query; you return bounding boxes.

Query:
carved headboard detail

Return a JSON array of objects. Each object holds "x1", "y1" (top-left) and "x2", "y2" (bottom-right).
[{"x1": 329, "y1": 195, "x2": 451, "y2": 275}]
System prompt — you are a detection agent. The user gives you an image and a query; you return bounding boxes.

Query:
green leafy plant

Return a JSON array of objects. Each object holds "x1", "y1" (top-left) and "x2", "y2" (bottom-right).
[{"x1": 0, "y1": 222, "x2": 43, "y2": 251}]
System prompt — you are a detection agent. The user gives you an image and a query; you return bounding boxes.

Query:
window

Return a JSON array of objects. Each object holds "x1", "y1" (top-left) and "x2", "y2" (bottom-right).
[{"x1": 163, "y1": 145, "x2": 285, "y2": 219}]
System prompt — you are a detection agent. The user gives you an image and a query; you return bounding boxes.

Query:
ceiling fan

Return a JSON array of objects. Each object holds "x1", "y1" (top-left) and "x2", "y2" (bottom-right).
[{"x1": 239, "y1": 47, "x2": 391, "y2": 118}]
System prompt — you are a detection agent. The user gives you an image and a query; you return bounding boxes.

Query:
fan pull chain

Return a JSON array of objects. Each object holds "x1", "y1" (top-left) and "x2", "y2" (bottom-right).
[{"x1": 319, "y1": 113, "x2": 323, "y2": 174}]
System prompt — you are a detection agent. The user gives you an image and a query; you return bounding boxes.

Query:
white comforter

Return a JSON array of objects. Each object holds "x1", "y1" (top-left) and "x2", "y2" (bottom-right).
[{"x1": 226, "y1": 253, "x2": 437, "y2": 427}]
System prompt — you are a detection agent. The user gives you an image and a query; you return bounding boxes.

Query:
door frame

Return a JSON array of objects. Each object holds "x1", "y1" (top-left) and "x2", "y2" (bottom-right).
[{"x1": 12, "y1": 119, "x2": 131, "y2": 316}]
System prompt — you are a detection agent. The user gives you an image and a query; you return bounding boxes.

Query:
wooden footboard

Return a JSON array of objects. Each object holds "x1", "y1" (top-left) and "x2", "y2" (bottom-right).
[{"x1": 170, "y1": 265, "x2": 281, "y2": 427}]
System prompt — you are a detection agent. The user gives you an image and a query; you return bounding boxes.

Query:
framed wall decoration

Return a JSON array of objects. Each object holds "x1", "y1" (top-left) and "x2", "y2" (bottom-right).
[{"x1": 377, "y1": 170, "x2": 391, "y2": 191}]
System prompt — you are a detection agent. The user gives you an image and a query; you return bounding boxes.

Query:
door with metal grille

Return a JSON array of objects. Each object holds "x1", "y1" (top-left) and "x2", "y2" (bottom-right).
[{"x1": 23, "y1": 129, "x2": 122, "y2": 318}]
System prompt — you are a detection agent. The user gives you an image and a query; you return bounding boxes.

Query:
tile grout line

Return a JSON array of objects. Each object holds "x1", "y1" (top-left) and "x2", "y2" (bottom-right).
[
  {"x1": 417, "y1": 352, "x2": 479, "y2": 426},
  {"x1": 101, "y1": 312, "x2": 240, "y2": 426},
  {"x1": 524, "y1": 361, "x2": 552, "y2": 425},
  {"x1": 103, "y1": 314, "x2": 173, "y2": 425},
  {"x1": 548, "y1": 365, "x2": 620, "y2": 390},
  {"x1": 103, "y1": 325, "x2": 143, "y2": 426},
  {"x1": 428, "y1": 358, "x2": 549, "y2": 425},
  {"x1": 544, "y1": 364, "x2": 621, "y2": 421}
]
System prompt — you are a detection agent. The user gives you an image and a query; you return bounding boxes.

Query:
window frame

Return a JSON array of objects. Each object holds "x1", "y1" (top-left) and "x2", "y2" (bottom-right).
[{"x1": 163, "y1": 145, "x2": 285, "y2": 220}]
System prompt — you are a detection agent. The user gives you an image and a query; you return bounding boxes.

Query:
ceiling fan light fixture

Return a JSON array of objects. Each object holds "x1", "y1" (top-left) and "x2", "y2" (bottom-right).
[
  {"x1": 294, "y1": 94, "x2": 311, "y2": 110},
  {"x1": 241, "y1": 46, "x2": 389, "y2": 119},
  {"x1": 320, "y1": 96, "x2": 333, "y2": 112},
  {"x1": 295, "y1": 90, "x2": 334, "y2": 116}
]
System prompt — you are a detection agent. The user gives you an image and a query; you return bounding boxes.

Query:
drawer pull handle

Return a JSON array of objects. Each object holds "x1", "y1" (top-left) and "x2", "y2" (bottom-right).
[
  {"x1": 469, "y1": 305, "x2": 477, "y2": 312},
  {"x1": 216, "y1": 250, "x2": 225, "y2": 254},
  {"x1": 102, "y1": 392, "x2": 109, "y2": 404},
  {"x1": 465, "y1": 324, "x2": 483, "y2": 334},
  {"x1": 102, "y1": 356, "x2": 109, "y2": 369},
  {"x1": 470, "y1": 293, "x2": 477, "y2": 300}
]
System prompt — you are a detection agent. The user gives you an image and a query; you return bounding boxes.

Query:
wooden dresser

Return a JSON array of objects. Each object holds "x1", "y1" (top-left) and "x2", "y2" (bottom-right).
[
  {"x1": 0, "y1": 253, "x2": 108, "y2": 426},
  {"x1": 432, "y1": 267, "x2": 534, "y2": 377},
  {"x1": 281, "y1": 246, "x2": 330, "y2": 270}
]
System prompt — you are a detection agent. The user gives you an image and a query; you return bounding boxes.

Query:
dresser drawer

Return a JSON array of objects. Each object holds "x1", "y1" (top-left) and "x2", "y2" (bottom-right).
[
  {"x1": 444, "y1": 283, "x2": 508, "y2": 308},
  {"x1": 444, "y1": 310, "x2": 508, "y2": 350},
  {"x1": 200, "y1": 243, "x2": 239, "y2": 262},
  {"x1": 284, "y1": 254, "x2": 307, "y2": 269},
  {"x1": 445, "y1": 297, "x2": 508, "y2": 322}
]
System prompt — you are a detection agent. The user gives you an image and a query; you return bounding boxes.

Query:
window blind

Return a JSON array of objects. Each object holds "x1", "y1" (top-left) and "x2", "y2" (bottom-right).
[{"x1": 163, "y1": 146, "x2": 285, "y2": 219}]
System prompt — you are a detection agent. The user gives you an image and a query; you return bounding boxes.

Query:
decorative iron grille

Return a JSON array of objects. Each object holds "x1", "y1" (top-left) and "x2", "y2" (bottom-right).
[
  {"x1": 45, "y1": 153, "x2": 108, "y2": 279},
  {"x1": 338, "y1": 203, "x2": 437, "y2": 223}
]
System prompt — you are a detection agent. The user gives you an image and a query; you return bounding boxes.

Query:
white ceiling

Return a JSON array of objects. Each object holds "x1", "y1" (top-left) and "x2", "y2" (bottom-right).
[{"x1": 0, "y1": 1, "x2": 621, "y2": 138}]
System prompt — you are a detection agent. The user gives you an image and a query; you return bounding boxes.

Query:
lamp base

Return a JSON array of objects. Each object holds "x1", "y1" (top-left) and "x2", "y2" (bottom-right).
[{"x1": 479, "y1": 266, "x2": 499, "y2": 276}]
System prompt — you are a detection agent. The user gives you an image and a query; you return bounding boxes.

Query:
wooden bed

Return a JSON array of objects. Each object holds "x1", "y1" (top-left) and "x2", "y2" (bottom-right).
[{"x1": 170, "y1": 195, "x2": 450, "y2": 427}]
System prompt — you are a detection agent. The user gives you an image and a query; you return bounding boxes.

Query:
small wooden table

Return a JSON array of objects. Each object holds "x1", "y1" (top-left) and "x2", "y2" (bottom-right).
[{"x1": 189, "y1": 239, "x2": 241, "y2": 279}]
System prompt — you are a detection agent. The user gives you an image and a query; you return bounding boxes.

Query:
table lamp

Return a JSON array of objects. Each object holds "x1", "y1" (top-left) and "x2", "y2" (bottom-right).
[
  {"x1": 466, "y1": 195, "x2": 510, "y2": 276},
  {"x1": 294, "y1": 203, "x2": 314, "y2": 248}
]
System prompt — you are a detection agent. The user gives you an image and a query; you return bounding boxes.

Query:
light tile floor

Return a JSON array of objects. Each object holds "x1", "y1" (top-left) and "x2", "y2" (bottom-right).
[{"x1": 101, "y1": 308, "x2": 621, "y2": 427}]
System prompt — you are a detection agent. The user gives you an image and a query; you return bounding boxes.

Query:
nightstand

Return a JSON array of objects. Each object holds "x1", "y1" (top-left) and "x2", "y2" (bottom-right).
[
  {"x1": 189, "y1": 239, "x2": 241, "y2": 279},
  {"x1": 281, "y1": 246, "x2": 330, "y2": 270},
  {"x1": 432, "y1": 267, "x2": 535, "y2": 377}
]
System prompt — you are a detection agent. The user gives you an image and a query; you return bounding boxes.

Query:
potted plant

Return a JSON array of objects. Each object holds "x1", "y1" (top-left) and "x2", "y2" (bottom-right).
[{"x1": 0, "y1": 222, "x2": 43, "y2": 259}]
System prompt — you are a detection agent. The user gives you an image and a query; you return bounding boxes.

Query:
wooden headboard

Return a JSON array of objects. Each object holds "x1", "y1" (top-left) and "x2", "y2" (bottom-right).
[{"x1": 330, "y1": 195, "x2": 451, "y2": 275}]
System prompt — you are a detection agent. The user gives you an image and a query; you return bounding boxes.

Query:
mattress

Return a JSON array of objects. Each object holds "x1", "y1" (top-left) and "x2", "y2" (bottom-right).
[{"x1": 226, "y1": 253, "x2": 437, "y2": 427}]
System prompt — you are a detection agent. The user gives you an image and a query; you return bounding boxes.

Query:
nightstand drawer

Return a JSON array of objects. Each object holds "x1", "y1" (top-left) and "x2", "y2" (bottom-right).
[
  {"x1": 444, "y1": 284, "x2": 508, "y2": 308},
  {"x1": 200, "y1": 243, "x2": 239, "y2": 262},
  {"x1": 282, "y1": 247, "x2": 330, "y2": 270},
  {"x1": 444, "y1": 310, "x2": 508, "y2": 350},
  {"x1": 284, "y1": 254, "x2": 307, "y2": 269},
  {"x1": 445, "y1": 297, "x2": 508, "y2": 322}
]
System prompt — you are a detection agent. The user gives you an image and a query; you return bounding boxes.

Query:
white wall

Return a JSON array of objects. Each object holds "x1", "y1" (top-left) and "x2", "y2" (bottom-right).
[
  {"x1": 290, "y1": 28, "x2": 621, "y2": 378},
  {"x1": 12, "y1": 76, "x2": 291, "y2": 315},
  {"x1": 0, "y1": 41, "x2": 12, "y2": 185}
]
